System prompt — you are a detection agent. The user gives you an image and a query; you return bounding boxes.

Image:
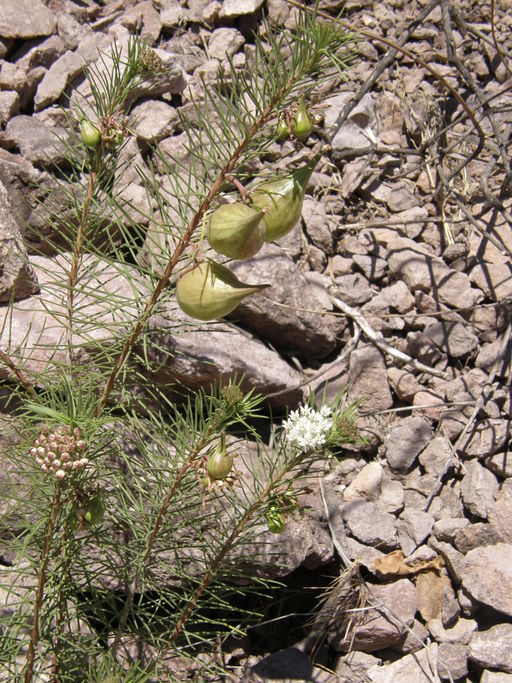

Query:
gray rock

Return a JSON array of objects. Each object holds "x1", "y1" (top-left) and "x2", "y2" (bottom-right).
[
  {"x1": 462, "y1": 419, "x2": 509, "y2": 457},
  {"x1": 489, "y1": 479, "x2": 512, "y2": 543},
  {"x1": 0, "y1": 179, "x2": 39, "y2": 302},
  {"x1": 0, "y1": 0, "x2": 56, "y2": 39},
  {"x1": 343, "y1": 462, "x2": 384, "y2": 502},
  {"x1": 394, "y1": 618, "x2": 429, "y2": 654},
  {"x1": 302, "y1": 197, "x2": 335, "y2": 254},
  {"x1": 455, "y1": 522, "x2": 505, "y2": 553},
  {"x1": 0, "y1": 60, "x2": 46, "y2": 110},
  {"x1": 369, "y1": 180, "x2": 417, "y2": 213},
  {"x1": 385, "y1": 417, "x2": 433, "y2": 473},
  {"x1": 367, "y1": 643, "x2": 440, "y2": 682},
  {"x1": 353, "y1": 253, "x2": 388, "y2": 281},
  {"x1": 397, "y1": 509, "x2": 434, "y2": 555},
  {"x1": 229, "y1": 243, "x2": 338, "y2": 361},
  {"x1": 208, "y1": 28, "x2": 245, "y2": 60},
  {"x1": 428, "y1": 618, "x2": 477, "y2": 644},
  {"x1": 379, "y1": 477, "x2": 405, "y2": 514},
  {"x1": 428, "y1": 539, "x2": 465, "y2": 584},
  {"x1": 120, "y1": 1, "x2": 162, "y2": 44},
  {"x1": 387, "y1": 367, "x2": 421, "y2": 403},
  {"x1": 342, "y1": 500, "x2": 398, "y2": 549},
  {"x1": 34, "y1": 50, "x2": 84, "y2": 111},
  {"x1": 131, "y1": 100, "x2": 179, "y2": 142},
  {"x1": 4, "y1": 115, "x2": 67, "y2": 168},
  {"x1": 219, "y1": 0, "x2": 264, "y2": 18},
  {"x1": 333, "y1": 272, "x2": 373, "y2": 306},
  {"x1": 433, "y1": 517, "x2": 469, "y2": 543},
  {"x1": 471, "y1": 261, "x2": 512, "y2": 300},
  {"x1": 486, "y1": 453, "x2": 512, "y2": 478},
  {"x1": 469, "y1": 624, "x2": 512, "y2": 673},
  {"x1": 335, "y1": 651, "x2": 382, "y2": 681},
  {"x1": 461, "y1": 543, "x2": 512, "y2": 618},
  {"x1": 461, "y1": 460, "x2": 499, "y2": 519},
  {"x1": 348, "y1": 344, "x2": 393, "y2": 412},
  {"x1": 388, "y1": 237, "x2": 481, "y2": 309},
  {"x1": 324, "y1": 92, "x2": 376, "y2": 157},
  {"x1": 418, "y1": 437, "x2": 452, "y2": 476},
  {"x1": 437, "y1": 642, "x2": 468, "y2": 680},
  {"x1": 425, "y1": 321, "x2": 479, "y2": 358},
  {"x1": 0, "y1": 90, "x2": 20, "y2": 124},
  {"x1": 330, "y1": 578, "x2": 417, "y2": 652},
  {"x1": 481, "y1": 672, "x2": 512, "y2": 682}
]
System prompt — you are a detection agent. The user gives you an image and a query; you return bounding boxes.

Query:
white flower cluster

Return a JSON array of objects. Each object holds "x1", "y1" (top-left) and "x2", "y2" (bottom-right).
[
  {"x1": 30, "y1": 424, "x2": 89, "y2": 480},
  {"x1": 282, "y1": 404, "x2": 333, "y2": 452}
]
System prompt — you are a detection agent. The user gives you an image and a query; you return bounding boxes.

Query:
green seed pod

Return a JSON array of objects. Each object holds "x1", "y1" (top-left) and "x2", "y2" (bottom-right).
[
  {"x1": 206, "y1": 444, "x2": 233, "y2": 480},
  {"x1": 276, "y1": 113, "x2": 290, "y2": 140},
  {"x1": 290, "y1": 96, "x2": 313, "y2": 139},
  {"x1": 176, "y1": 260, "x2": 268, "y2": 321},
  {"x1": 207, "y1": 203, "x2": 266, "y2": 259},
  {"x1": 266, "y1": 505, "x2": 286, "y2": 534},
  {"x1": 82, "y1": 492, "x2": 105, "y2": 526},
  {"x1": 251, "y1": 152, "x2": 321, "y2": 242},
  {"x1": 80, "y1": 119, "x2": 101, "y2": 149}
]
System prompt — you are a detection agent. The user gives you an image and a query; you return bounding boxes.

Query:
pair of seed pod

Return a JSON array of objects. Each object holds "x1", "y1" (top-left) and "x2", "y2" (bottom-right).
[
  {"x1": 277, "y1": 97, "x2": 314, "y2": 141},
  {"x1": 177, "y1": 152, "x2": 321, "y2": 321}
]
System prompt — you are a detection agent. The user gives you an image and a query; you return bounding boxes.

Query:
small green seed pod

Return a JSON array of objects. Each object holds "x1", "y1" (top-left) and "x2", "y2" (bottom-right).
[
  {"x1": 276, "y1": 113, "x2": 290, "y2": 140},
  {"x1": 206, "y1": 444, "x2": 233, "y2": 480},
  {"x1": 266, "y1": 505, "x2": 286, "y2": 534},
  {"x1": 290, "y1": 96, "x2": 313, "y2": 139},
  {"x1": 80, "y1": 119, "x2": 101, "y2": 149}
]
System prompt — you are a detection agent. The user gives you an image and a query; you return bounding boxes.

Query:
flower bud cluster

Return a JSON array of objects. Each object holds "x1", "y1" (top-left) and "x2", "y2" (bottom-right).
[{"x1": 29, "y1": 425, "x2": 89, "y2": 480}]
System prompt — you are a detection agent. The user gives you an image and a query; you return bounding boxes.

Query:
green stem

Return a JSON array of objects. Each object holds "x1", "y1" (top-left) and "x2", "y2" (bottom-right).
[
  {"x1": 24, "y1": 483, "x2": 62, "y2": 683},
  {"x1": 164, "y1": 454, "x2": 302, "y2": 649}
]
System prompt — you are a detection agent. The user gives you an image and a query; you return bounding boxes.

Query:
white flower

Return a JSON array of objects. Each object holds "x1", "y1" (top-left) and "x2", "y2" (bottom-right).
[{"x1": 282, "y1": 404, "x2": 333, "y2": 451}]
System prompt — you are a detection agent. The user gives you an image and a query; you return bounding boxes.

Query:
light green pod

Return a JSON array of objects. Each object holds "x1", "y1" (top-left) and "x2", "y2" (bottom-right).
[
  {"x1": 251, "y1": 152, "x2": 321, "y2": 242},
  {"x1": 176, "y1": 260, "x2": 268, "y2": 321},
  {"x1": 207, "y1": 202, "x2": 266, "y2": 259}
]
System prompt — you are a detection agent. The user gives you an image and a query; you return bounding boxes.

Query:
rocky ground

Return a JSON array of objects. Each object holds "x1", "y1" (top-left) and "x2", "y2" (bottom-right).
[{"x1": 0, "y1": 0, "x2": 512, "y2": 681}]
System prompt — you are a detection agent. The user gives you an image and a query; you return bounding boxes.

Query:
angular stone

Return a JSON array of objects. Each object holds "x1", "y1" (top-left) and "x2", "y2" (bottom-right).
[
  {"x1": 462, "y1": 419, "x2": 509, "y2": 457},
  {"x1": 437, "y1": 642, "x2": 468, "y2": 681},
  {"x1": 353, "y1": 253, "x2": 387, "y2": 281},
  {"x1": 388, "y1": 237, "x2": 481, "y2": 309},
  {"x1": 489, "y1": 479, "x2": 512, "y2": 543},
  {"x1": 324, "y1": 92, "x2": 376, "y2": 156},
  {"x1": 461, "y1": 460, "x2": 499, "y2": 519},
  {"x1": 219, "y1": 0, "x2": 264, "y2": 17},
  {"x1": 481, "y1": 672, "x2": 512, "y2": 682},
  {"x1": 330, "y1": 579, "x2": 417, "y2": 652},
  {"x1": 229, "y1": 243, "x2": 338, "y2": 361},
  {"x1": 468, "y1": 624, "x2": 512, "y2": 673},
  {"x1": 461, "y1": 543, "x2": 512, "y2": 617},
  {"x1": 428, "y1": 617, "x2": 477, "y2": 644},
  {"x1": 419, "y1": 437, "x2": 452, "y2": 476},
  {"x1": 397, "y1": 509, "x2": 434, "y2": 555},
  {"x1": 486, "y1": 452, "x2": 512, "y2": 478},
  {"x1": 343, "y1": 462, "x2": 384, "y2": 503},
  {"x1": 333, "y1": 272, "x2": 373, "y2": 306},
  {"x1": 387, "y1": 367, "x2": 421, "y2": 402},
  {"x1": 34, "y1": 50, "x2": 84, "y2": 111},
  {"x1": 348, "y1": 345, "x2": 393, "y2": 413},
  {"x1": 0, "y1": 0, "x2": 56, "y2": 39},
  {"x1": 424, "y1": 321, "x2": 479, "y2": 358},
  {"x1": 302, "y1": 197, "x2": 335, "y2": 253},
  {"x1": 433, "y1": 517, "x2": 469, "y2": 543},
  {"x1": 335, "y1": 651, "x2": 383, "y2": 681},
  {"x1": 4, "y1": 115, "x2": 67, "y2": 168},
  {"x1": 0, "y1": 179, "x2": 39, "y2": 302},
  {"x1": 208, "y1": 28, "x2": 245, "y2": 60},
  {"x1": 385, "y1": 417, "x2": 433, "y2": 473},
  {"x1": 131, "y1": 100, "x2": 179, "y2": 142},
  {"x1": 342, "y1": 500, "x2": 398, "y2": 549},
  {"x1": 0, "y1": 90, "x2": 20, "y2": 124},
  {"x1": 454, "y1": 522, "x2": 501, "y2": 553},
  {"x1": 367, "y1": 643, "x2": 440, "y2": 682}
]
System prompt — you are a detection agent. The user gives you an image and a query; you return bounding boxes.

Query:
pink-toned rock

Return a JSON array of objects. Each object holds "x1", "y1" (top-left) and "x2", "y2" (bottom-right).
[
  {"x1": 461, "y1": 543, "x2": 512, "y2": 618},
  {"x1": 330, "y1": 578, "x2": 418, "y2": 652}
]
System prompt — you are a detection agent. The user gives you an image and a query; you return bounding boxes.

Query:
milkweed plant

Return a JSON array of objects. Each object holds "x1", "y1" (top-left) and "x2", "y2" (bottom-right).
[{"x1": 0, "y1": 7, "x2": 360, "y2": 681}]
